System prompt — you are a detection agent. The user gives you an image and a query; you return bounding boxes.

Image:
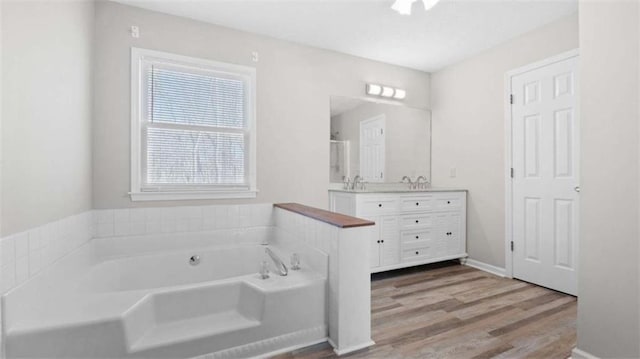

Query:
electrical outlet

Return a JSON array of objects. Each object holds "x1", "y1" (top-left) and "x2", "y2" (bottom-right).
[
  {"x1": 450, "y1": 168, "x2": 457, "y2": 178},
  {"x1": 251, "y1": 51, "x2": 259, "y2": 62},
  {"x1": 130, "y1": 26, "x2": 139, "y2": 38}
]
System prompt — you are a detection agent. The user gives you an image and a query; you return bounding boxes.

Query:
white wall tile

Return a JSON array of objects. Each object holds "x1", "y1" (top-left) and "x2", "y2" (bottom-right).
[
  {"x1": 28, "y1": 230, "x2": 41, "y2": 252},
  {"x1": 146, "y1": 221, "x2": 161, "y2": 234},
  {"x1": 15, "y1": 256, "x2": 29, "y2": 285},
  {"x1": 114, "y1": 221, "x2": 130, "y2": 236},
  {"x1": 161, "y1": 220, "x2": 176, "y2": 233},
  {"x1": 97, "y1": 222, "x2": 114, "y2": 238},
  {"x1": 176, "y1": 219, "x2": 189, "y2": 232},
  {"x1": 28, "y1": 249, "x2": 42, "y2": 276},
  {"x1": 96, "y1": 209, "x2": 114, "y2": 224},
  {"x1": 15, "y1": 232, "x2": 28, "y2": 258},
  {"x1": 1, "y1": 262, "x2": 16, "y2": 293},
  {"x1": 130, "y1": 221, "x2": 146, "y2": 236},
  {"x1": 113, "y1": 208, "x2": 130, "y2": 223},
  {"x1": 145, "y1": 207, "x2": 162, "y2": 222},
  {"x1": 1, "y1": 235, "x2": 16, "y2": 265},
  {"x1": 129, "y1": 208, "x2": 146, "y2": 223},
  {"x1": 188, "y1": 218, "x2": 203, "y2": 232}
]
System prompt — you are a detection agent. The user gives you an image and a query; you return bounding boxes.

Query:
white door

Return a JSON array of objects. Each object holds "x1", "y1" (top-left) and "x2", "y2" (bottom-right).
[
  {"x1": 510, "y1": 53, "x2": 579, "y2": 295},
  {"x1": 360, "y1": 115, "x2": 385, "y2": 182}
]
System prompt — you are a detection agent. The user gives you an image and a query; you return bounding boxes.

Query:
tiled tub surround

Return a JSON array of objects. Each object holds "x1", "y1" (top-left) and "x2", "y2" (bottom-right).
[
  {"x1": 0, "y1": 211, "x2": 93, "y2": 294},
  {"x1": 0, "y1": 204, "x2": 274, "y2": 296},
  {"x1": 93, "y1": 204, "x2": 275, "y2": 239},
  {"x1": 0, "y1": 203, "x2": 374, "y2": 358}
]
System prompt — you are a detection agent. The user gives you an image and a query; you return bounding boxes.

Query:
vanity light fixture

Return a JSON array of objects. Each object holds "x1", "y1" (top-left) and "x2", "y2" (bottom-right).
[
  {"x1": 393, "y1": 89, "x2": 407, "y2": 100},
  {"x1": 381, "y1": 86, "x2": 395, "y2": 97},
  {"x1": 391, "y1": 0, "x2": 440, "y2": 15},
  {"x1": 366, "y1": 83, "x2": 407, "y2": 100},
  {"x1": 366, "y1": 84, "x2": 383, "y2": 96}
]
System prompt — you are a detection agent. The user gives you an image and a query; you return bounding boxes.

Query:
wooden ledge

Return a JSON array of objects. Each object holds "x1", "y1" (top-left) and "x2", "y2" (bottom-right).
[{"x1": 274, "y1": 203, "x2": 375, "y2": 229}]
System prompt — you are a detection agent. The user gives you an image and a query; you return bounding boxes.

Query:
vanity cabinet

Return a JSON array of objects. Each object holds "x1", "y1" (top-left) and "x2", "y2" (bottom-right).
[{"x1": 329, "y1": 190, "x2": 467, "y2": 273}]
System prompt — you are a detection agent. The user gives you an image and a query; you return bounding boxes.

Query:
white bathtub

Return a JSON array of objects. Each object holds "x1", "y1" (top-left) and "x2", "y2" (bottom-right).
[{"x1": 2, "y1": 230, "x2": 328, "y2": 358}]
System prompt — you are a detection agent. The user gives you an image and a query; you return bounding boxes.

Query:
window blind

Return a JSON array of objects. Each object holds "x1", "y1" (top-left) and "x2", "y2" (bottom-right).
[{"x1": 141, "y1": 61, "x2": 249, "y2": 189}]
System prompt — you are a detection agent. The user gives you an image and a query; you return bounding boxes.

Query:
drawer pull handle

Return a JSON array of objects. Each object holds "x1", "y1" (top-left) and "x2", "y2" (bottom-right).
[
  {"x1": 378, "y1": 204, "x2": 382, "y2": 208},
  {"x1": 377, "y1": 240, "x2": 380, "y2": 243},
  {"x1": 416, "y1": 202, "x2": 419, "y2": 206},
  {"x1": 415, "y1": 251, "x2": 419, "y2": 255},
  {"x1": 447, "y1": 201, "x2": 451, "y2": 204},
  {"x1": 415, "y1": 235, "x2": 419, "y2": 239},
  {"x1": 381, "y1": 240, "x2": 385, "y2": 243},
  {"x1": 415, "y1": 220, "x2": 419, "y2": 223}
]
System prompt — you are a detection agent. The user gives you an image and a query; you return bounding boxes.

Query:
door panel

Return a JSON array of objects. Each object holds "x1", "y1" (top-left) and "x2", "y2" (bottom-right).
[
  {"x1": 360, "y1": 115, "x2": 385, "y2": 182},
  {"x1": 511, "y1": 54, "x2": 579, "y2": 295}
]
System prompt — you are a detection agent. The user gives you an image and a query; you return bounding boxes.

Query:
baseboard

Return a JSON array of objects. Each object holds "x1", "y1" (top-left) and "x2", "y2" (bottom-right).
[
  {"x1": 327, "y1": 338, "x2": 375, "y2": 356},
  {"x1": 571, "y1": 347, "x2": 600, "y2": 359},
  {"x1": 464, "y1": 258, "x2": 506, "y2": 277}
]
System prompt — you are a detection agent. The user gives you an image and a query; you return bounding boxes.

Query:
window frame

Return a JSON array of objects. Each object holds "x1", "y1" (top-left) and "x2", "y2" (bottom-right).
[{"x1": 130, "y1": 47, "x2": 257, "y2": 201}]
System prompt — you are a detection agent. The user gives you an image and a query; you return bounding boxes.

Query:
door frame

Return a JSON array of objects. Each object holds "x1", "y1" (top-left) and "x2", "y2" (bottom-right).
[{"x1": 504, "y1": 48, "x2": 580, "y2": 278}]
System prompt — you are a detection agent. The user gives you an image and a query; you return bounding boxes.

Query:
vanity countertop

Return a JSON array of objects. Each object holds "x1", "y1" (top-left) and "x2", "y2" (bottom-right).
[{"x1": 328, "y1": 186, "x2": 467, "y2": 194}]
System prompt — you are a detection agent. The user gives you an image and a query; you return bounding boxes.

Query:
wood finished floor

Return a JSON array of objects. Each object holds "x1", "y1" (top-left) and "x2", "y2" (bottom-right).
[{"x1": 274, "y1": 262, "x2": 577, "y2": 359}]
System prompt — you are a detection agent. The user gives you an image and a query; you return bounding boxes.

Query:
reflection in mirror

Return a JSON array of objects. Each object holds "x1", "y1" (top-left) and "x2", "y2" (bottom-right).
[{"x1": 330, "y1": 96, "x2": 431, "y2": 184}]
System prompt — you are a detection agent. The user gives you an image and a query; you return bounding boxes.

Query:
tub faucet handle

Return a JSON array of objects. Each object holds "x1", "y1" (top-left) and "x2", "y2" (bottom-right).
[
  {"x1": 259, "y1": 260, "x2": 270, "y2": 279},
  {"x1": 291, "y1": 253, "x2": 301, "y2": 270}
]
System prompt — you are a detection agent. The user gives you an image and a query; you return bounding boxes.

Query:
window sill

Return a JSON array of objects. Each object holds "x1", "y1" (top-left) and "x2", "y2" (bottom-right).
[{"x1": 129, "y1": 190, "x2": 258, "y2": 201}]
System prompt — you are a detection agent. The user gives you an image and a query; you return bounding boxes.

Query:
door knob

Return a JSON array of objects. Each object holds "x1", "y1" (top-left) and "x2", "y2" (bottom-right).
[{"x1": 574, "y1": 186, "x2": 581, "y2": 193}]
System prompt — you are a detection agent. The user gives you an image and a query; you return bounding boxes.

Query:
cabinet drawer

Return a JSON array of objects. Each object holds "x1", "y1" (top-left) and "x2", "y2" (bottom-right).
[
  {"x1": 400, "y1": 195, "x2": 434, "y2": 212},
  {"x1": 434, "y1": 195, "x2": 463, "y2": 210},
  {"x1": 400, "y1": 213, "x2": 434, "y2": 229},
  {"x1": 358, "y1": 197, "x2": 399, "y2": 215},
  {"x1": 402, "y1": 245, "x2": 432, "y2": 261},
  {"x1": 401, "y1": 229, "x2": 435, "y2": 243}
]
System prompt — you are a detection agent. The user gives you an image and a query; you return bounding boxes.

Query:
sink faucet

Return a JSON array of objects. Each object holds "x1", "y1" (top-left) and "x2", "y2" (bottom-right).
[
  {"x1": 343, "y1": 176, "x2": 351, "y2": 190},
  {"x1": 265, "y1": 247, "x2": 288, "y2": 276},
  {"x1": 402, "y1": 176, "x2": 414, "y2": 189},
  {"x1": 416, "y1": 176, "x2": 429, "y2": 189},
  {"x1": 352, "y1": 175, "x2": 363, "y2": 190}
]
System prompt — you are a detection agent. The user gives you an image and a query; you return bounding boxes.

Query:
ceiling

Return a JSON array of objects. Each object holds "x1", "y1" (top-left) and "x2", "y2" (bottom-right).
[{"x1": 113, "y1": 0, "x2": 578, "y2": 72}]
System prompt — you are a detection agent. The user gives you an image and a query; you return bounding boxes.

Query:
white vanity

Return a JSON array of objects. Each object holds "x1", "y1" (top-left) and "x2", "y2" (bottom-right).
[{"x1": 329, "y1": 188, "x2": 467, "y2": 273}]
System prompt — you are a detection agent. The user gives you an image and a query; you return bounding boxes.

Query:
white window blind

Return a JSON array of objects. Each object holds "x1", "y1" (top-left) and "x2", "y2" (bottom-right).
[{"x1": 136, "y1": 54, "x2": 255, "y2": 194}]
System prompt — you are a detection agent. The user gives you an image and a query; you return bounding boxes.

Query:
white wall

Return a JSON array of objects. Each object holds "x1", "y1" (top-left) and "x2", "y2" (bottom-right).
[
  {"x1": 430, "y1": 13, "x2": 578, "y2": 268},
  {"x1": 92, "y1": 1, "x2": 431, "y2": 210},
  {"x1": 1, "y1": 0, "x2": 94, "y2": 236},
  {"x1": 575, "y1": 2, "x2": 640, "y2": 357}
]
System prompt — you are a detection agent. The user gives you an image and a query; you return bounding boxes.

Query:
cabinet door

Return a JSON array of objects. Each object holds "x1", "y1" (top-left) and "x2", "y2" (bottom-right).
[
  {"x1": 379, "y1": 216, "x2": 400, "y2": 267},
  {"x1": 435, "y1": 212, "x2": 464, "y2": 256},
  {"x1": 370, "y1": 216, "x2": 381, "y2": 268}
]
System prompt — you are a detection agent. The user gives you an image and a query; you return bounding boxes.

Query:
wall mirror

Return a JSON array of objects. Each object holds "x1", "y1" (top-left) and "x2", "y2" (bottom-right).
[{"x1": 329, "y1": 96, "x2": 431, "y2": 184}]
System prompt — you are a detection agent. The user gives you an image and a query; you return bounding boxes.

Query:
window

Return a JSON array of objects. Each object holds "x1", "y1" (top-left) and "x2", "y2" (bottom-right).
[{"x1": 130, "y1": 48, "x2": 257, "y2": 201}]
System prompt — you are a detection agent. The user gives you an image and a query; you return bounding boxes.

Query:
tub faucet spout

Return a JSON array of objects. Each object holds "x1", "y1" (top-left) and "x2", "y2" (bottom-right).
[{"x1": 265, "y1": 248, "x2": 288, "y2": 276}]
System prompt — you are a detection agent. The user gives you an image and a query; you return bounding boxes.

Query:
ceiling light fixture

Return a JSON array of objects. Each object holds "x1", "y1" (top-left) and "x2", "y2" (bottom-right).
[{"x1": 391, "y1": 0, "x2": 440, "y2": 15}]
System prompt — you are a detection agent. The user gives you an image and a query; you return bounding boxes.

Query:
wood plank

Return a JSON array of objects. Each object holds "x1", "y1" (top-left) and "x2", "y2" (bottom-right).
[{"x1": 273, "y1": 203, "x2": 374, "y2": 228}]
